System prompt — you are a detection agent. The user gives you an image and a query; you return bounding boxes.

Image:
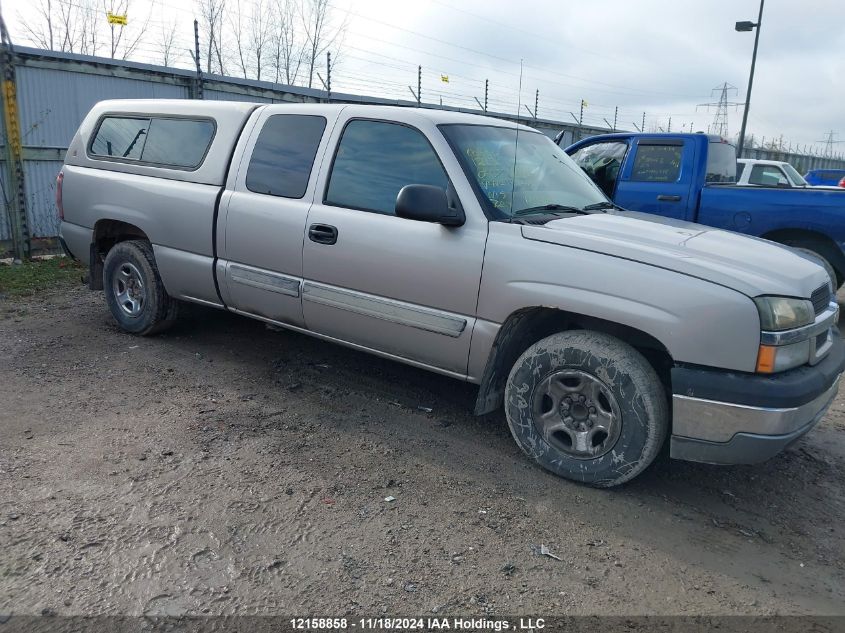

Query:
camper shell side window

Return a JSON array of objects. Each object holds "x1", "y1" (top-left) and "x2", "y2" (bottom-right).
[{"x1": 88, "y1": 114, "x2": 217, "y2": 171}]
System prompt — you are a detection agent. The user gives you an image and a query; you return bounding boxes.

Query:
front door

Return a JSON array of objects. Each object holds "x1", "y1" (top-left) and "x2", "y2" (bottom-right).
[
  {"x1": 614, "y1": 137, "x2": 696, "y2": 220},
  {"x1": 301, "y1": 115, "x2": 487, "y2": 376}
]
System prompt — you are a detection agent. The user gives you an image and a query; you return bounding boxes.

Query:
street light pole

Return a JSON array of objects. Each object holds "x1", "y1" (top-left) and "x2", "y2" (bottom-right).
[{"x1": 736, "y1": 0, "x2": 765, "y2": 159}]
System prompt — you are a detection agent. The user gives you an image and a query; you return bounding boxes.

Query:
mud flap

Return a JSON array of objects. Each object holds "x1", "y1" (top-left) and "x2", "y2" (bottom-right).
[{"x1": 89, "y1": 242, "x2": 104, "y2": 290}]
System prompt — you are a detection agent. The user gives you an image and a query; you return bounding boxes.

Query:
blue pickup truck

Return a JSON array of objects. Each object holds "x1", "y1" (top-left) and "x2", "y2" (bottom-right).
[{"x1": 562, "y1": 133, "x2": 845, "y2": 288}]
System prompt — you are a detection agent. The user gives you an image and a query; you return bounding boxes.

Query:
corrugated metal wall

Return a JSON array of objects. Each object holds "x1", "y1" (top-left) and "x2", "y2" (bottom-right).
[
  {"x1": 16, "y1": 65, "x2": 188, "y2": 147},
  {"x1": 0, "y1": 51, "x2": 199, "y2": 246},
  {"x1": 4, "y1": 63, "x2": 191, "y2": 242},
  {"x1": 203, "y1": 89, "x2": 271, "y2": 102}
]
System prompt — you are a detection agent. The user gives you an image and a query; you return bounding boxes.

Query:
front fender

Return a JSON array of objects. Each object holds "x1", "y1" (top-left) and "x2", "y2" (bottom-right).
[{"x1": 470, "y1": 223, "x2": 761, "y2": 379}]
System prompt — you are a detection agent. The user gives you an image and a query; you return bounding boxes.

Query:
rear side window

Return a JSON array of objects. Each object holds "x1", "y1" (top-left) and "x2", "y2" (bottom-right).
[
  {"x1": 246, "y1": 115, "x2": 327, "y2": 198},
  {"x1": 325, "y1": 120, "x2": 448, "y2": 215},
  {"x1": 630, "y1": 144, "x2": 682, "y2": 182},
  {"x1": 89, "y1": 115, "x2": 216, "y2": 169},
  {"x1": 706, "y1": 141, "x2": 737, "y2": 183}
]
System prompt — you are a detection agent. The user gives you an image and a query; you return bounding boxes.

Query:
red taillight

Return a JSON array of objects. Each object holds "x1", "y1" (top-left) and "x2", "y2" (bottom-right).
[
  {"x1": 56, "y1": 170, "x2": 64, "y2": 220},
  {"x1": 839, "y1": 177, "x2": 845, "y2": 188}
]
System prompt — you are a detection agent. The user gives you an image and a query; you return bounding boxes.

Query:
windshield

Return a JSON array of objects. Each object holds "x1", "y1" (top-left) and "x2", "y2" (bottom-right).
[
  {"x1": 782, "y1": 163, "x2": 808, "y2": 187},
  {"x1": 440, "y1": 124, "x2": 608, "y2": 219}
]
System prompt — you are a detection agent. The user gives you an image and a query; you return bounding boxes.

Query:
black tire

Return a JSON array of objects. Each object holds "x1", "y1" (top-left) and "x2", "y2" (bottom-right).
[
  {"x1": 790, "y1": 246, "x2": 840, "y2": 292},
  {"x1": 504, "y1": 330, "x2": 668, "y2": 488},
  {"x1": 102, "y1": 240, "x2": 179, "y2": 335}
]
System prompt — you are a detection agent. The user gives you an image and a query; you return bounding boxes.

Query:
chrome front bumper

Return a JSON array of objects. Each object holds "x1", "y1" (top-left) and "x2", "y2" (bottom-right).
[{"x1": 670, "y1": 375, "x2": 841, "y2": 465}]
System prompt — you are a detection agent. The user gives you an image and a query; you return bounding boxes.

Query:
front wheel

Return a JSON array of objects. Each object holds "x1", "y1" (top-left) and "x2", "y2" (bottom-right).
[
  {"x1": 505, "y1": 330, "x2": 668, "y2": 487},
  {"x1": 103, "y1": 240, "x2": 179, "y2": 335}
]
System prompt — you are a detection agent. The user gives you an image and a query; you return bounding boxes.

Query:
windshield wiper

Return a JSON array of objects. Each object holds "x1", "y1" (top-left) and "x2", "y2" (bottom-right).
[
  {"x1": 513, "y1": 204, "x2": 589, "y2": 216},
  {"x1": 582, "y1": 201, "x2": 616, "y2": 211}
]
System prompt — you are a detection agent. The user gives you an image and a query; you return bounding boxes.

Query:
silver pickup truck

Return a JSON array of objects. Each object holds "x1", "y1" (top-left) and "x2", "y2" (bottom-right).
[{"x1": 58, "y1": 100, "x2": 844, "y2": 487}]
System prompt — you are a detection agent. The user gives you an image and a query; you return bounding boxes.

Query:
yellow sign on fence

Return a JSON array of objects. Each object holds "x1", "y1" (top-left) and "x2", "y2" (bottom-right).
[
  {"x1": 107, "y1": 12, "x2": 128, "y2": 25},
  {"x1": 440, "y1": 75, "x2": 449, "y2": 83}
]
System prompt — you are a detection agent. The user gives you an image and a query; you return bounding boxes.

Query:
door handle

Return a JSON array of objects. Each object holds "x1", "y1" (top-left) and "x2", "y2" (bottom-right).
[
  {"x1": 657, "y1": 194, "x2": 682, "y2": 202},
  {"x1": 308, "y1": 223, "x2": 338, "y2": 245}
]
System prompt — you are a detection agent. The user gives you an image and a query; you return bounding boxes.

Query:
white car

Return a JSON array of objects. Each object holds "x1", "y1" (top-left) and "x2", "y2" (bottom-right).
[
  {"x1": 737, "y1": 159, "x2": 810, "y2": 188},
  {"x1": 737, "y1": 159, "x2": 842, "y2": 189}
]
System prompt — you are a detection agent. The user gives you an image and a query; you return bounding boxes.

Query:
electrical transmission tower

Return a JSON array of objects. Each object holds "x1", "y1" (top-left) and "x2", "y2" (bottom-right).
[
  {"x1": 817, "y1": 130, "x2": 841, "y2": 158},
  {"x1": 697, "y1": 83, "x2": 743, "y2": 139}
]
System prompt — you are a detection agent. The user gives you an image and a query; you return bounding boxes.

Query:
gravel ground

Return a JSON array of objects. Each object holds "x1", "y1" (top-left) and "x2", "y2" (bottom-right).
[{"x1": 1, "y1": 285, "x2": 844, "y2": 617}]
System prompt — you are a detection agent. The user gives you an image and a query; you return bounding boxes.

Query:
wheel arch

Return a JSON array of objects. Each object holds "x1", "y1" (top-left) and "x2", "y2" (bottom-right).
[
  {"x1": 89, "y1": 219, "x2": 150, "y2": 290},
  {"x1": 761, "y1": 228, "x2": 845, "y2": 286},
  {"x1": 473, "y1": 306, "x2": 673, "y2": 416}
]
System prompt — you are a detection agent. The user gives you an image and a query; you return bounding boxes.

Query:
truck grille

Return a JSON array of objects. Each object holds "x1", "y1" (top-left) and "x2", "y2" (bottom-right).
[{"x1": 811, "y1": 283, "x2": 832, "y2": 315}]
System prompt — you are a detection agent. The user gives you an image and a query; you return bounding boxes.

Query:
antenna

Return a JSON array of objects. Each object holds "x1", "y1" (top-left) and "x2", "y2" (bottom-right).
[{"x1": 509, "y1": 59, "x2": 524, "y2": 221}]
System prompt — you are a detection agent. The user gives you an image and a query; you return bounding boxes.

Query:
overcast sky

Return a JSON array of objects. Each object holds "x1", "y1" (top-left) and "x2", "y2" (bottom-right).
[{"x1": 8, "y1": 0, "x2": 844, "y2": 154}]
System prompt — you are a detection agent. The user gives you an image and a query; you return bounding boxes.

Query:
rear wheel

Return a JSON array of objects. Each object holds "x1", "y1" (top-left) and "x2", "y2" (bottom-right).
[
  {"x1": 504, "y1": 330, "x2": 668, "y2": 487},
  {"x1": 103, "y1": 240, "x2": 179, "y2": 335}
]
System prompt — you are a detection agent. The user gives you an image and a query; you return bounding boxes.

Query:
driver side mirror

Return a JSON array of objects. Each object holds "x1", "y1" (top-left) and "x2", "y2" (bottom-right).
[{"x1": 395, "y1": 184, "x2": 465, "y2": 227}]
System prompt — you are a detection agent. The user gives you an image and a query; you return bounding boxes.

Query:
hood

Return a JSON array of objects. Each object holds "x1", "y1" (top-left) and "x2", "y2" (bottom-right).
[{"x1": 521, "y1": 211, "x2": 830, "y2": 298}]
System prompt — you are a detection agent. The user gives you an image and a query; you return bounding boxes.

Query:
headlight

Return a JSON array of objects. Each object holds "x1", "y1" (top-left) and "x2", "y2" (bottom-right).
[{"x1": 753, "y1": 296, "x2": 814, "y2": 331}]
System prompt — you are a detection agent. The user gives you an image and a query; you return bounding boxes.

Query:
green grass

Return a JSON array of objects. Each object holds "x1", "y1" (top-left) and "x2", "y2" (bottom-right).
[{"x1": 0, "y1": 257, "x2": 85, "y2": 297}]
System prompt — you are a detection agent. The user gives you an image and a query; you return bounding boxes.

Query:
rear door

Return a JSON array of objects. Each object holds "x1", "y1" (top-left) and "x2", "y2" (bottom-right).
[
  {"x1": 614, "y1": 137, "x2": 696, "y2": 220},
  {"x1": 218, "y1": 107, "x2": 336, "y2": 326},
  {"x1": 300, "y1": 114, "x2": 487, "y2": 376}
]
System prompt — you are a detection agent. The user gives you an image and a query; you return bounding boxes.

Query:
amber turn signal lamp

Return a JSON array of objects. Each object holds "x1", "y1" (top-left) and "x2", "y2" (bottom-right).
[{"x1": 756, "y1": 345, "x2": 776, "y2": 373}]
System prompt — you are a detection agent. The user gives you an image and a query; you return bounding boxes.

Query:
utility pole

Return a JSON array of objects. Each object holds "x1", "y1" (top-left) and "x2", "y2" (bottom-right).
[
  {"x1": 326, "y1": 52, "x2": 331, "y2": 101},
  {"x1": 736, "y1": 0, "x2": 765, "y2": 158},
  {"x1": 0, "y1": 11, "x2": 30, "y2": 260},
  {"x1": 192, "y1": 19, "x2": 203, "y2": 100}
]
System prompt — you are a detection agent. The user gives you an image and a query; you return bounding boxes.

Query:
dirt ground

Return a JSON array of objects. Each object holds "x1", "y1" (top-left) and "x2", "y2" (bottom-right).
[{"x1": 1, "y1": 284, "x2": 844, "y2": 617}]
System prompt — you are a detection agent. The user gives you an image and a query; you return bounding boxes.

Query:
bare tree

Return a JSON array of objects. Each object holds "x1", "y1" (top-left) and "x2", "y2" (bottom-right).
[
  {"x1": 249, "y1": 0, "x2": 271, "y2": 80},
  {"x1": 269, "y1": 0, "x2": 305, "y2": 85},
  {"x1": 57, "y1": 0, "x2": 86, "y2": 52},
  {"x1": 20, "y1": 0, "x2": 92, "y2": 53},
  {"x1": 19, "y1": 0, "x2": 56, "y2": 50},
  {"x1": 199, "y1": 0, "x2": 226, "y2": 74},
  {"x1": 300, "y1": 0, "x2": 347, "y2": 89},
  {"x1": 101, "y1": 0, "x2": 149, "y2": 59},
  {"x1": 229, "y1": 0, "x2": 249, "y2": 78},
  {"x1": 77, "y1": 2, "x2": 101, "y2": 56},
  {"x1": 229, "y1": 0, "x2": 274, "y2": 80},
  {"x1": 158, "y1": 22, "x2": 178, "y2": 67}
]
